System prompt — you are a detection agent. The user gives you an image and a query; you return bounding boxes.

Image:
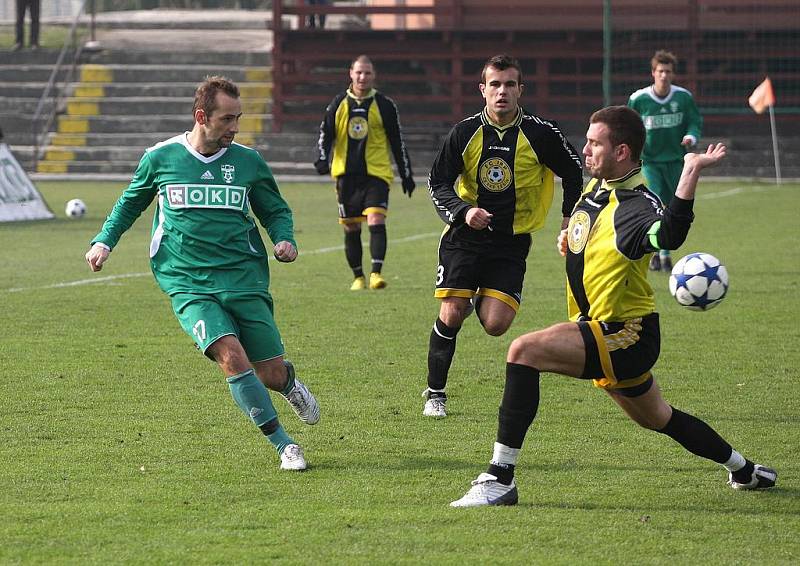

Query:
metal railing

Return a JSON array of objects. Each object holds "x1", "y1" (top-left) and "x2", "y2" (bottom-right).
[{"x1": 30, "y1": 0, "x2": 93, "y2": 170}]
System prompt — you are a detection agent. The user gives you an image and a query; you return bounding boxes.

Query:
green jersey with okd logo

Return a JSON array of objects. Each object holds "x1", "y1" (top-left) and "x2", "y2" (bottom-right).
[
  {"x1": 92, "y1": 133, "x2": 296, "y2": 295},
  {"x1": 628, "y1": 85, "x2": 702, "y2": 163}
]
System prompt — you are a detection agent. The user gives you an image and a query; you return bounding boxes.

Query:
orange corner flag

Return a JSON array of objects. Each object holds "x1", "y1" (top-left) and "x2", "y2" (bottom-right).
[{"x1": 749, "y1": 77, "x2": 776, "y2": 114}]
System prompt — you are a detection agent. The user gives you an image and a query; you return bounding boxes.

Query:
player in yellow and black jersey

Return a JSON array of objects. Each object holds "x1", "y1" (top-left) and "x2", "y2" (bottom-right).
[
  {"x1": 450, "y1": 106, "x2": 776, "y2": 508},
  {"x1": 314, "y1": 55, "x2": 415, "y2": 291},
  {"x1": 422, "y1": 54, "x2": 583, "y2": 418}
]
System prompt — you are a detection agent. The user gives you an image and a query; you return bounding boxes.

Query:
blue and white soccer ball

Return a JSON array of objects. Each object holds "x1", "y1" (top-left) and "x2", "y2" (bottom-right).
[
  {"x1": 65, "y1": 198, "x2": 87, "y2": 219},
  {"x1": 668, "y1": 252, "x2": 729, "y2": 311}
]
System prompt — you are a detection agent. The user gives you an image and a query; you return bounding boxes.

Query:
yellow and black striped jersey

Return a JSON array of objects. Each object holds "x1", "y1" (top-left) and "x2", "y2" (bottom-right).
[
  {"x1": 566, "y1": 167, "x2": 695, "y2": 321},
  {"x1": 315, "y1": 88, "x2": 413, "y2": 186},
  {"x1": 428, "y1": 108, "x2": 583, "y2": 235}
]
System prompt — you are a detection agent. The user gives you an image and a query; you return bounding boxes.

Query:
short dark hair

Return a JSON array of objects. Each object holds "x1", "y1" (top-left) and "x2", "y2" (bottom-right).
[
  {"x1": 651, "y1": 49, "x2": 678, "y2": 71},
  {"x1": 589, "y1": 106, "x2": 646, "y2": 162},
  {"x1": 351, "y1": 54, "x2": 374, "y2": 69},
  {"x1": 481, "y1": 54, "x2": 523, "y2": 86},
  {"x1": 193, "y1": 76, "x2": 239, "y2": 117}
]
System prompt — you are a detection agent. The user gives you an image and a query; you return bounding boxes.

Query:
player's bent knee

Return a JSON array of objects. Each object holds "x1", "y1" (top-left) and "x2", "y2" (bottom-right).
[
  {"x1": 440, "y1": 299, "x2": 469, "y2": 327},
  {"x1": 208, "y1": 336, "x2": 251, "y2": 374},
  {"x1": 507, "y1": 334, "x2": 538, "y2": 365},
  {"x1": 481, "y1": 319, "x2": 511, "y2": 336},
  {"x1": 254, "y1": 356, "x2": 288, "y2": 387}
]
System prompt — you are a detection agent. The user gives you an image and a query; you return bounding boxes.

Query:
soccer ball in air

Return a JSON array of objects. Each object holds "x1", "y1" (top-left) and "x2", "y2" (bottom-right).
[
  {"x1": 668, "y1": 252, "x2": 728, "y2": 311},
  {"x1": 65, "y1": 198, "x2": 87, "y2": 219}
]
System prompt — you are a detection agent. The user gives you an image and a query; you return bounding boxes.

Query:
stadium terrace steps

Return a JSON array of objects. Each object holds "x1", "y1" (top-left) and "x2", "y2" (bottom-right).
[
  {"x1": 0, "y1": 49, "x2": 275, "y2": 175},
  {"x1": 83, "y1": 51, "x2": 272, "y2": 67},
  {"x1": 0, "y1": 65, "x2": 72, "y2": 83},
  {"x1": 3, "y1": 17, "x2": 798, "y2": 179}
]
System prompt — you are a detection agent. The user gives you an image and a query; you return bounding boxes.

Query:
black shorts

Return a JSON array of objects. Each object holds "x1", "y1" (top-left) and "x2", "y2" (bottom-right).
[
  {"x1": 433, "y1": 224, "x2": 532, "y2": 311},
  {"x1": 578, "y1": 313, "x2": 660, "y2": 395},
  {"x1": 335, "y1": 174, "x2": 389, "y2": 224}
]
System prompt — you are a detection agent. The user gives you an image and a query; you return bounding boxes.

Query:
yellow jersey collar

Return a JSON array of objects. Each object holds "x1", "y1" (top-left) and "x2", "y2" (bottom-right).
[
  {"x1": 481, "y1": 107, "x2": 523, "y2": 130},
  {"x1": 600, "y1": 164, "x2": 646, "y2": 191},
  {"x1": 347, "y1": 87, "x2": 376, "y2": 102}
]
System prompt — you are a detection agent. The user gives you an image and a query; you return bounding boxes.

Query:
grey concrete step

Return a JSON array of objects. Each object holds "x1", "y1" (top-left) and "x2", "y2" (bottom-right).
[
  {"x1": 0, "y1": 114, "x2": 35, "y2": 133},
  {"x1": 51, "y1": 114, "x2": 271, "y2": 133},
  {"x1": 0, "y1": 65, "x2": 71, "y2": 82},
  {"x1": 0, "y1": 64, "x2": 269, "y2": 84},
  {"x1": 83, "y1": 50, "x2": 272, "y2": 67},
  {"x1": 2, "y1": 98, "x2": 57, "y2": 114},
  {"x1": 0, "y1": 83, "x2": 49, "y2": 98},
  {"x1": 0, "y1": 50, "x2": 68, "y2": 65},
  {"x1": 0, "y1": 48, "x2": 271, "y2": 67},
  {"x1": 48, "y1": 97, "x2": 271, "y2": 116},
  {"x1": 0, "y1": 81, "x2": 271, "y2": 99}
]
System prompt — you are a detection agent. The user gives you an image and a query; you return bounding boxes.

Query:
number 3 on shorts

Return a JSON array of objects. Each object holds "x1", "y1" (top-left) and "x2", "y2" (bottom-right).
[
  {"x1": 193, "y1": 319, "x2": 206, "y2": 341},
  {"x1": 436, "y1": 264, "x2": 445, "y2": 285}
]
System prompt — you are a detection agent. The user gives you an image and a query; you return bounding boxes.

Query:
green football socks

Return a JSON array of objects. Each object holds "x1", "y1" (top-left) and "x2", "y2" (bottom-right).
[{"x1": 227, "y1": 369, "x2": 293, "y2": 453}]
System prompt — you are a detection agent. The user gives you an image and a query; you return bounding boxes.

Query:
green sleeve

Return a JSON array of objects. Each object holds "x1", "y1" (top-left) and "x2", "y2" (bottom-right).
[
  {"x1": 91, "y1": 152, "x2": 158, "y2": 249},
  {"x1": 685, "y1": 94, "x2": 703, "y2": 141},
  {"x1": 249, "y1": 156, "x2": 296, "y2": 249}
]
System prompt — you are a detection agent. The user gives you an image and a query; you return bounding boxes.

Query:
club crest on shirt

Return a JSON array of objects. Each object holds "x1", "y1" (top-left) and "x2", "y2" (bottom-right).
[
  {"x1": 221, "y1": 164, "x2": 235, "y2": 184},
  {"x1": 348, "y1": 116, "x2": 369, "y2": 140},
  {"x1": 479, "y1": 157, "x2": 512, "y2": 192},
  {"x1": 568, "y1": 210, "x2": 591, "y2": 254}
]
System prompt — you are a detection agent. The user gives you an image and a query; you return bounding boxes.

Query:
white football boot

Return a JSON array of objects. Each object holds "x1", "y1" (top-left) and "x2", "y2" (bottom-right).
[
  {"x1": 284, "y1": 378, "x2": 320, "y2": 425},
  {"x1": 727, "y1": 464, "x2": 777, "y2": 490},
  {"x1": 450, "y1": 473, "x2": 519, "y2": 507},
  {"x1": 422, "y1": 388, "x2": 447, "y2": 418},
  {"x1": 280, "y1": 444, "x2": 307, "y2": 471}
]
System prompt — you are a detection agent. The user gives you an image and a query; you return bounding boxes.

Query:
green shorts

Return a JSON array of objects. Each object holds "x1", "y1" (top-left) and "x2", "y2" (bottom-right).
[
  {"x1": 170, "y1": 290, "x2": 284, "y2": 363},
  {"x1": 642, "y1": 160, "x2": 682, "y2": 206}
]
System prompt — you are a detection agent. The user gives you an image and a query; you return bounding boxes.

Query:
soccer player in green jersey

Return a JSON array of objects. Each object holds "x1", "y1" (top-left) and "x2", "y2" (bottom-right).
[
  {"x1": 628, "y1": 50, "x2": 702, "y2": 272},
  {"x1": 85, "y1": 76, "x2": 320, "y2": 471}
]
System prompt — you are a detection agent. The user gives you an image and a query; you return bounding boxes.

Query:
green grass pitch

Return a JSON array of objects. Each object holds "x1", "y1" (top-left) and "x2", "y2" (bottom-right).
[{"x1": 1, "y1": 179, "x2": 798, "y2": 564}]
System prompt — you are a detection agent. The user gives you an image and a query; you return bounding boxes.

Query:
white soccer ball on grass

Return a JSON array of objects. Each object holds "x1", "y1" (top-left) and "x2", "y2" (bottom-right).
[{"x1": 65, "y1": 198, "x2": 87, "y2": 219}]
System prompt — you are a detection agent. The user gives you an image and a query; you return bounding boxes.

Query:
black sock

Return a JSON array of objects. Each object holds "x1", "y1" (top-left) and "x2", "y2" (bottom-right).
[
  {"x1": 344, "y1": 230, "x2": 363, "y2": 278},
  {"x1": 487, "y1": 462, "x2": 516, "y2": 485},
  {"x1": 258, "y1": 418, "x2": 280, "y2": 436},
  {"x1": 657, "y1": 407, "x2": 734, "y2": 464},
  {"x1": 427, "y1": 317, "x2": 460, "y2": 390},
  {"x1": 732, "y1": 461, "x2": 756, "y2": 484},
  {"x1": 496, "y1": 363, "x2": 540, "y2": 450},
  {"x1": 369, "y1": 224, "x2": 386, "y2": 274}
]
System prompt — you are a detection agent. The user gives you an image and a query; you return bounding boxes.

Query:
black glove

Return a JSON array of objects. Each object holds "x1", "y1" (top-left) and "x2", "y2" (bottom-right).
[
  {"x1": 401, "y1": 177, "x2": 416, "y2": 197},
  {"x1": 314, "y1": 160, "x2": 330, "y2": 175}
]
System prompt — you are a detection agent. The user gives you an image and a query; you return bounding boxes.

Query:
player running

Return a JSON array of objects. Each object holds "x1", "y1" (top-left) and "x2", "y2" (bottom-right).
[{"x1": 86, "y1": 76, "x2": 319, "y2": 471}]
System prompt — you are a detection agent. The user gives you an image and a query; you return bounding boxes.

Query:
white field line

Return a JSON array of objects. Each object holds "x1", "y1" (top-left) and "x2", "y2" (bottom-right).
[
  {"x1": 3, "y1": 180, "x2": 776, "y2": 294},
  {"x1": 697, "y1": 183, "x2": 780, "y2": 200},
  {"x1": 4, "y1": 231, "x2": 440, "y2": 293}
]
